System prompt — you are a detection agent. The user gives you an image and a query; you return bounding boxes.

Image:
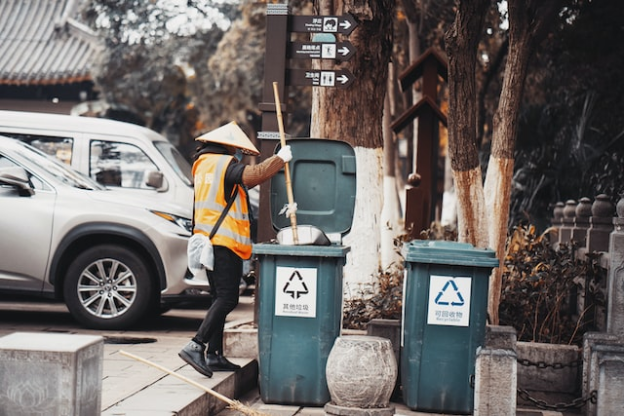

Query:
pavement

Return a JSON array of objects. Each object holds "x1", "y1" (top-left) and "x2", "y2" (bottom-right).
[
  {"x1": 0, "y1": 290, "x2": 560, "y2": 416},
  {"x1": 96, "y1": 291, "x2": 443, "y2": 417}
]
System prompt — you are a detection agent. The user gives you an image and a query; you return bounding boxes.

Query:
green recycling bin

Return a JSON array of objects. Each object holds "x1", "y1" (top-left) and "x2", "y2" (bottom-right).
[
  {"x1": 254, "y1": 138, "x2": 356, "y2": 406},
  {"x1": 401, "y1": 240, "x2": 499, "y2": 415}
]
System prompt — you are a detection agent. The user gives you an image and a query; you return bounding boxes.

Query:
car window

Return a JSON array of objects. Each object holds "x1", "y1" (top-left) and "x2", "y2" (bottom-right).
[
  {"x1": 90, "y1": 140, "x2": 161, "y2": 189},
  {"x1": 12, "y1": 142, "x2": 104, "y2": 190},
  {"x1": 0, "y1": 154, "x2": 50, "y2": 191},
  {"x1": 154, "y1": 141, "x2": 193, "y2": 186},
  {"x1": 0, "y1": 132, "x2": 73, "y2": 165}
]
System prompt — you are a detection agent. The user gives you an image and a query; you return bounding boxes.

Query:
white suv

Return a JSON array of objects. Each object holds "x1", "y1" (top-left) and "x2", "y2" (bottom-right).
[
  {"x1": 0, "y1": 110, "x2": 194, "y2": 215},
  {"x1": 0, "y1": 135, "x2": 202, "y2": 330}
]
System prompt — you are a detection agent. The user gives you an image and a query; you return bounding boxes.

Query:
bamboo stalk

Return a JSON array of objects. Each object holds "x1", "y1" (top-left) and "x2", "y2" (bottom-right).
[
  {"x1": 119, "y1": 350, "x2": 266, "y2": 416},
  {"x1": 272, "y1": 81, "x2": 299, "y2": 244}
]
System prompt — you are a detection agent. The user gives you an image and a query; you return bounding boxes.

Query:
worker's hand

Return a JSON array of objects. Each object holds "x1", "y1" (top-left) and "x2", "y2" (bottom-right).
[{"x1": 277, "y1": 145, "x2": 292, "y2": 163}]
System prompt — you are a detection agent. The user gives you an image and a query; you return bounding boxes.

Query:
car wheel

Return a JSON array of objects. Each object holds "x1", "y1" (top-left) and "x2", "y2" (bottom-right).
[{"x1": 64, "y1": 244, "x2": 155, "y2": 330}]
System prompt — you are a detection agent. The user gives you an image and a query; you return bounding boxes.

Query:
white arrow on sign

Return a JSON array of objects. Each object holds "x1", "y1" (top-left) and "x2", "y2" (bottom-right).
[
  {"x1": 338, "y1": 46, "x2": 351, "y2": 56},
  {"x1": 340, "y1": 20, "x2": 352, "y2": 31},
  {"x1": 337, "y1": 74, "x2": 350, "y2": 85}
]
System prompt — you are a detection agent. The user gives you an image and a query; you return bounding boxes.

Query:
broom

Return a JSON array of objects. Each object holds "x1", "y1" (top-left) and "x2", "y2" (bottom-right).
[
  {"x1": 119, "y1": 350, "x2": 266, "y2": 416},
  {"x1": 272, "y1": 81, "x2": 299, "y2": 244}
]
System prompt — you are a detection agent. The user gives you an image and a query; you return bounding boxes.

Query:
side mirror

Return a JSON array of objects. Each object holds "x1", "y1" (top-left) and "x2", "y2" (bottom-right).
[
  {"x1": 0, "y1": 167, "x2": 35, "y2": 196},
  {"x1": 145, "y1": 171, "x2": 167, "y2": 191}
]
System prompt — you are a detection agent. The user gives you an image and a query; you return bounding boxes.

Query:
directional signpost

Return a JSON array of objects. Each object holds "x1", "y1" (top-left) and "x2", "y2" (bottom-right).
[{"x1": 258, "y1": 5, "x2": 359, "y2": 242}]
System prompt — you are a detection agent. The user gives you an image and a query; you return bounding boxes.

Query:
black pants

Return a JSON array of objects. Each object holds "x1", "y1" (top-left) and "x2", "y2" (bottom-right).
[{"x1": 195, "y1": 245, "x2": 242, "y2": 354}]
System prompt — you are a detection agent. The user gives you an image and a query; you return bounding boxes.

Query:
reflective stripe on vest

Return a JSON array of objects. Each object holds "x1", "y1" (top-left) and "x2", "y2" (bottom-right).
[{"x1": 192, "y1": 154, "x2": 252, "y2": 259}]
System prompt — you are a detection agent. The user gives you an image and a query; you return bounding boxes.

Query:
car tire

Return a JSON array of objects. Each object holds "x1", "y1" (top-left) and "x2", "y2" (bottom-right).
[{"x1": 64, "y1": 244, "x2": 156, "y2": 330}]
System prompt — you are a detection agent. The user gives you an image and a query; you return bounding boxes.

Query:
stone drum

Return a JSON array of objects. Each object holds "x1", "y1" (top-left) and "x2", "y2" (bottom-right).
[{"x1": 324, "y1": 335, "x2": 397, "y2": 416}]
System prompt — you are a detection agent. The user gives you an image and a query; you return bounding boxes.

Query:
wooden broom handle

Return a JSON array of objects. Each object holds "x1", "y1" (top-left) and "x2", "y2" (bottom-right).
[{"x1": 272, "y1": 82, "x2": 299, "y2": 244}]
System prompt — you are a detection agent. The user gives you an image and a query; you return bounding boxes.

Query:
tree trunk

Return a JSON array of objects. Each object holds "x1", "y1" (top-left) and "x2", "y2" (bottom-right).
[
  {"x1": 311, "y1": 0, "x2": 394, "y2": 298},
  {"x1": 381, "y1": 62, "x2": 403, "y2": 269},
  {"x1": 446, "y1": 0, "x2": 561, "y2": 324},
  {"x1": 444, "y1": 0, "x2": 489, "y2": 248},
  {"x1": 484, "y1": 0, "x2": 559, "y2": 324}
]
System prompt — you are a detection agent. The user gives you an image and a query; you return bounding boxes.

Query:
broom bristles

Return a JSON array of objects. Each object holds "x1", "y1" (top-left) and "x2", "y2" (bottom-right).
[
  {"x1": 228, "y1": 399, "x2": 267, "y2": 416},
  {"x1": 119, "y1": 350, "x2": 266, "y2": 416}
]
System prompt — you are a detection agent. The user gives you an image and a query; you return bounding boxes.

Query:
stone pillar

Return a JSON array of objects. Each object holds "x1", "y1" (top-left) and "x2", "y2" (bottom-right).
[
  {"x1": 0, "y1": 332, "x2": 103, "y2": 416},
  {"x1": 578, "y1": 195, "x2": 614, "y2": 333},
  {"x1": 607, "y1": 193, "x2": 624, "y2": 337},
  {"x1": 550, "y1": 201, "x2": 564, "y2": 249},
  {"x1": 558, "y1": 199, "x2": 577, "y2": 247},
  {"x1": 595, "y1": 344, "x2": 624, "y2": 415},
  {"x1": 582, "y1": 332, "x2": 621, "y2": 415},
  {"x1": 474, "y1": 325, "x2": 517, "y2": 416},
  {"x1": 572, "y1": 197, "x2": 592, "y2": 247},
  {"x1": 586, "y1": 194, "x2": 615, "y2": 253},
  {"x1": 573, "y1": 197, "x2": 609, "y2": 332}
]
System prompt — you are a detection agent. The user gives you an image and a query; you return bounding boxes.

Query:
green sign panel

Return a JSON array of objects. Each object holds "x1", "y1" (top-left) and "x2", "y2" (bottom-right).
[
  {"x1": 286, "y1": 69, "x2": 355, "y2": 89},
  {"x1": 290, "y1": 14, "x2": 358, "y2": 36},
  {"x1": 287, "y1": 41, "x2": 355, "y2": 61}
]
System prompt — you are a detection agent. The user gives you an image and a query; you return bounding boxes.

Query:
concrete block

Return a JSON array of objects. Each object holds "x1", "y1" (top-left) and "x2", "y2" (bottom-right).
[
  {"x1": 224, "y1": 321, "x2": 258, "y2": 359},
  {"x1": 596, "y1": 344, "x2": 624, "y2": 416},
  {"x1": 584, "y1": 336, "x2": 624, "y2": 416},
  {"x1": 582, "y1": 332, "x2": 621, "y2": 415},
  {"x1": 485, "y1": 325, "x2": 517, "y2": 350},
  {"x1": 0, "y1": 332, "x2": 103, "y2": 416},
  {"x1": 517, "y1": 341, "x2": 581, "y2": 394},
  {"x1": 474, "y1": 347, "x2": 517, "y2": 416}
]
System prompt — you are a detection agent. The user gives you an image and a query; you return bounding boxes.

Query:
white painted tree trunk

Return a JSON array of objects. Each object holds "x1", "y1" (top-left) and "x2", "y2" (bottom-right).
[
  {"x1": 381, "y1": 76, "x2": 403, "y2": 270},
  {"x1": 342, "y1": 147, "x2": 385, "y2": 299}
]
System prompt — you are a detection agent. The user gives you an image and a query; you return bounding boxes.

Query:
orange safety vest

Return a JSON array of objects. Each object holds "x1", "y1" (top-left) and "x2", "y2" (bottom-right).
[{"x1": 192, "y1": 154, "x2": 252, "y2": 259}]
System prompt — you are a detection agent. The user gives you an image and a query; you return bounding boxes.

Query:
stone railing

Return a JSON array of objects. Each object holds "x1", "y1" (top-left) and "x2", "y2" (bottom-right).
[
  {"x1": 549, "y1": 193, "x2": 624, "y2": 333},
  {"x1": 550, "y1": 193, "x2": 620, "y2": 258},
  {"x1": 367, "y1": 194, "x2": 624, "y2": 415},
  {"x1": 478, "y1": 193, "x2": 624, "y2": 415},
  {"x1": 508, "y1": 192, "x2": 624, "y2": 416}
]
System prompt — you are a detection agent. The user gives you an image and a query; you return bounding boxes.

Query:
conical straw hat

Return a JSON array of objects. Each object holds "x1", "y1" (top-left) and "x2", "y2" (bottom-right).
[{"x1": 195, "y1": 121, "x2": 260, "y2": 156}]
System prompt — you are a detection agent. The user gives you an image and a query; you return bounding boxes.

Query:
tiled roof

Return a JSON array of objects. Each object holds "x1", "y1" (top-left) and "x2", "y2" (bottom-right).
[{"x1": 0, "y1": 0, "x2": 101, "y2": 86}]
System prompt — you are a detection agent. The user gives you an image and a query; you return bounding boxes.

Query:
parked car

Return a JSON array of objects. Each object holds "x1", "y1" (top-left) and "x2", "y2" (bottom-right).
[
  {"x1": 0, "y1": 135, "x2": 208, "y2": 330},
  {"x1": 0, "y1": 110, "x2": 194, "y2": 214},
  {"x1": 0, "y1": 110, "x2": 253, "y2": 296}
]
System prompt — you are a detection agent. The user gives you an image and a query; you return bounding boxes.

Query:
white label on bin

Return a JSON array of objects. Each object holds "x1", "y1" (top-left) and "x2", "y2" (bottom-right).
[
  {"x1": 275, "y1": 266, "x2": 317, "y2": 318},
  {"x1": 427, "y1": 275, "x2": 471, "y2": 327}
]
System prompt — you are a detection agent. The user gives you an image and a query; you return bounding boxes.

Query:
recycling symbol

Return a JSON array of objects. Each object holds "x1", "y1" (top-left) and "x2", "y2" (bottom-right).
[
  {"x1": 283, "y1": 270, "x2": 309, "y2": 299},
  {"x1": 434, "y1": 279, "x2": 465, "y2": 306}
]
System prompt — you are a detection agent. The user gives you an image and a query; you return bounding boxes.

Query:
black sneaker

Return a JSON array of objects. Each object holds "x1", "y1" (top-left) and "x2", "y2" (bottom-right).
[
  {"x1": 206, "y1": 353, "x2": 242, "y2": 372},
  {"x1": 179, "y1": 341, "x2": 213, "y2": 378}
]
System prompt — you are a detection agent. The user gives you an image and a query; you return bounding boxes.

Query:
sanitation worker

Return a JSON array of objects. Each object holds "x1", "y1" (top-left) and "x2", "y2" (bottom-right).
[{"x1": 179, "y1": 121, "x2": 292, "y2": 377}]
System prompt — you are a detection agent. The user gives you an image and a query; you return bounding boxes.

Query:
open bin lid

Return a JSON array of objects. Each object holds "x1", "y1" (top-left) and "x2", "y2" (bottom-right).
[{"x1": 269, "y1": 138, "x2": 356, "y2": 240}]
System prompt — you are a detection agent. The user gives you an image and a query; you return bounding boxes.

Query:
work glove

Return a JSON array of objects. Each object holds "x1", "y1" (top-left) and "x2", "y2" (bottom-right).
[
  {"x1": 279, "y1": 202, "x2": 298, "y2": 218},
  {"x1": 277, "y1": 145, "x2": 292, "y2": 163}
]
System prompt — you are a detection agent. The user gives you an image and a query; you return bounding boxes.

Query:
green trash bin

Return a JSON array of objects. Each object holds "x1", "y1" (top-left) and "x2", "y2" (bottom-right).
[
  {"x1": 254, "y1": 138, "x2": 356, "y2": 406},
  {"x1": 401, "y1": 240, "x2": 499, "y2": 415}
]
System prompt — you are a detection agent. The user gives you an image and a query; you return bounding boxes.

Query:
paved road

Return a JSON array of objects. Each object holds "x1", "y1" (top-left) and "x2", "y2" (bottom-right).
[
  {"x1": 0, "y1": 293, "x2": 258, "y2": 415},
  {"x1": 0, "y1": 293, "x2": 251, "y2": 338}
]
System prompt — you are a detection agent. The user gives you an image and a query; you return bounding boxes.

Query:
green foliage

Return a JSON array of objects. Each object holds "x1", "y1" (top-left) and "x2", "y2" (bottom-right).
[
  {"x1": 498, "y1": 225, "x2": 607, "y2": 346},
  {"x1": 342, "y1": 223, "x2": 457, "y2": 330},
  {"x1": 342, "y1": 262, "x2": 405, "y2": 330},
  {"x1": 510, "y1": 0, "x2": 624, "y2": 229},
  {"x1": 79, "y1": 0, "x2": 239, "y2": 151}
]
